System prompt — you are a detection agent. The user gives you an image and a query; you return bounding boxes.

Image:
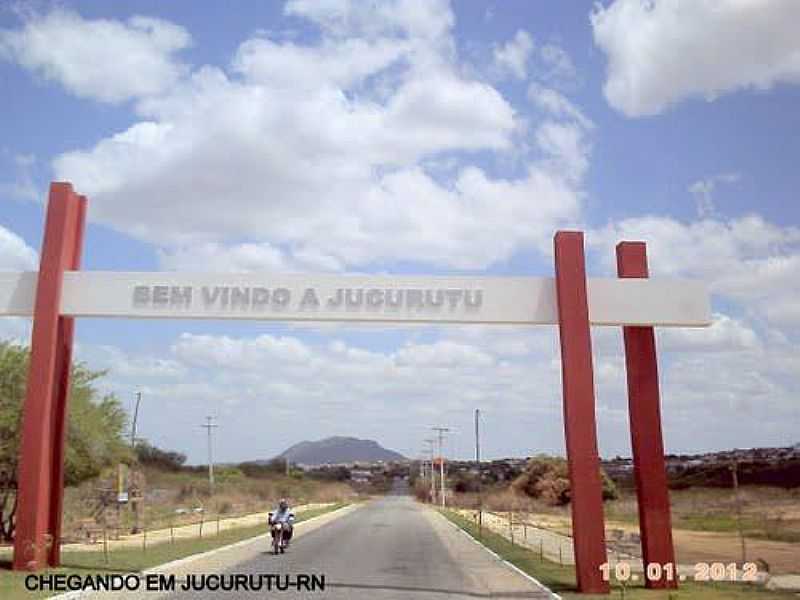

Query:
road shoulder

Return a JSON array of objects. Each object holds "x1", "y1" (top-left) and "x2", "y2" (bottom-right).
[
  {"x1": 50, "y1": 503, "x2": 362, "y2": 600},
  {"x1": 422, "y1": 504, "x2": 559, "y2": 599}
]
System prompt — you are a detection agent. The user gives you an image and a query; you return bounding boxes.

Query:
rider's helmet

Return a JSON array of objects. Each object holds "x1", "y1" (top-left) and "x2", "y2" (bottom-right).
[{"x1": 279, "y1": 498, "x2": 289, "y2": 511}]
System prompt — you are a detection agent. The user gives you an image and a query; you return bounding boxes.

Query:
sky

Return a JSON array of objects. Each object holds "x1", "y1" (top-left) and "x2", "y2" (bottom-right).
[{"x1": 1, "y1": 0, "x2": 799, "y2": 464}]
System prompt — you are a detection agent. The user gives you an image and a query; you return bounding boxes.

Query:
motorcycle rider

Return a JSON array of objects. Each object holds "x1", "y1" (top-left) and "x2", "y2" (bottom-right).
[{"x1": 268, "y1": 498, "x2": 295, "y2": 547}]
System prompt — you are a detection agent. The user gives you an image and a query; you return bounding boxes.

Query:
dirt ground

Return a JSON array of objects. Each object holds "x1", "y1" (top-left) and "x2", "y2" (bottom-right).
[
  {"x1": 671, "y1": 528, "x2": 798, "y2": 574},
  {"x1": 473, "y1": 486, "x2": 800, "y2": 575},
  {"x1": 515, "y1": 513, "x2": 800, "y2": 574}
]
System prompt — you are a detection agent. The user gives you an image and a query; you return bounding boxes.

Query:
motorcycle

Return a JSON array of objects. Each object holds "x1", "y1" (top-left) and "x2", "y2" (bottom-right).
[{"x1": 268, "y1": 512, "x2": 295, "y2": 554}]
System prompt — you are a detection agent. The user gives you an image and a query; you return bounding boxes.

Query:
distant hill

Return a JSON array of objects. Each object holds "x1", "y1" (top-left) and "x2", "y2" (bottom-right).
[{"x1": 277, "y1": 436, "x2": 405, "y2": 465}]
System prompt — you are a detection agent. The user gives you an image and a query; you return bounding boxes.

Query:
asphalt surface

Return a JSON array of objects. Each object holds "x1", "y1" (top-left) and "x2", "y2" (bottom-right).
[{"x1": 162, "y1": 490, "x2": 553, "y2": 599}]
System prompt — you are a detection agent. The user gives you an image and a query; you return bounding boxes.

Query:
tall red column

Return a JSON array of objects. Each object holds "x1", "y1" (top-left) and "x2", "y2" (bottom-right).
[
  {"x1": 554, "y1": 231, "x2": 610, "y2": 594},
  {"x1": 47, "y1": 195, "x2": 86, "y2": 567},
  {"x1": 616, "y1": 242, "x2": 677, "y2": 589},
  {"x1": 13, "y1": 183, "x2": 83, "y2": 571}
]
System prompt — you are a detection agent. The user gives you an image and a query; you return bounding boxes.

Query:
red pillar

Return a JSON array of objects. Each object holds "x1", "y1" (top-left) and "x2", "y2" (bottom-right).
[
  {"x1": 554, "y1": 231, "x2": 610, "y2": 594},
  {"x1": 616, "y1": 242, "x2": 677, "y2": 589},
  {"x1": 47, "y1": 195, "x2": 86, "y2": 567},
  {"x1": 13, "y1": 183, "x2": 83, "y2": 571}
]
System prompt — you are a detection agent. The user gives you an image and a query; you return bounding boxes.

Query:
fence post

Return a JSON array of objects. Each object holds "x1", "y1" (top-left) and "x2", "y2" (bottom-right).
[{"x1": 199, "y1": 513, "x2": 204, "y2": 539}]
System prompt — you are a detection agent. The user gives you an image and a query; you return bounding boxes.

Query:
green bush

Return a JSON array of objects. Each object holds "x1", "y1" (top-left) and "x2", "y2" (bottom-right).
[
  {"x1": 512, "y1": 455, "x2": 618, "y2": 506},
  {"x1": 135, "y1": 441, "x2": 186, "y2": 471},
  {"x1": 215, "y1": 466, "x2": 245, "y2": 483},
  {"x1": 0, "y1": 341, "x2": 132, "y2": 487},
  {"x1": 0, "y1": 340, "x2": 132, "y2": 541}
]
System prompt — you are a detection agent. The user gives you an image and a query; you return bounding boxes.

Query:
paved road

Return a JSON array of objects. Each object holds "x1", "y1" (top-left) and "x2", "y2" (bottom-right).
[{"x1": 162, "y1": 493, "x2": 554, "y2": 599}]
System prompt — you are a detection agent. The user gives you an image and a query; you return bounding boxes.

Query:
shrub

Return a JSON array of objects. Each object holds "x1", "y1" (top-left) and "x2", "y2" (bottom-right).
[
  {"x1": 135, "y1": 441, "x2": 186, "y2": 471},
  {"x1": 512, "y1": 455, "x2": 618, "y2": 506}
]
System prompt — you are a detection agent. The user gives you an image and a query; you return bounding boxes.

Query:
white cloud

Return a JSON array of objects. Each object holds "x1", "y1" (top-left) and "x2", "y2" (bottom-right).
[
  {"x1": 0, "y1": 224, "x2": 37, "y2": 270},
  {"x1": 285, "y1": 0, "x2": 454, "y2": 42},
  {"x1": 232, "y1": 36, "x2": 407, "y2": 92},
  {"x1": 538, "y1": 43, "x2": 577, "y2": 84},
  {"x1": 160, "y1": 242, "x2": 294, "y2": 273},
  {"x1": 0, "y1": 317, "x2": 30, "y2": 344},
  {"x1": 51, "y1": 4, "x2": 588, "y2": 270},
  {"x1": 8, "y1": 2, "x2": 796, "y2": 457},
  {"x1": 78, "y1": 344, "x2": 187, "y2": 380},
  {"x1": 528, "y1": 83, "x2": 594, "y2": 130},
  {"x1": 657, "y1": 313, "x2": 759, "y2": 353},
  {"x1": 138, "y1": 329, "x2": 568, "y2": 459},
  {"x1": 588, "y1": 214, "x2": 800, "y2": 329},
  {"x1": 688, "y1": 173, "x2": 740, "y2": 218},
  {"x1": 83, "y1": 317, "x2": 800, "y2": 462},
  {"x1": 0, "y1": 9, "x2": 190, "y2": 103},
  {"x1": 591, "y1": 0, "x2": 800, "y2": 116},
  {"x1": 394, "y1": 340, "x2": 494, "y2": 368},
  {"x1": 660, "y1": 330, "x2": 800, "y2": 433},
  {"x1": 0, "y1": 153, "x2": 39, "y2": 202},
  {"x1": 535, "y1": 121, "x2": 591, "y2": 183},
  {"x1": 172, "y1": 333, "x2": 314, "y2": 370},
  {"x1": 493, "y1": 30, "x2": 534, "y2": 80}
]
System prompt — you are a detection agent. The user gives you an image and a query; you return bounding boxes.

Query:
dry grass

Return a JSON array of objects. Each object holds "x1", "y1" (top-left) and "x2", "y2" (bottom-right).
[
  {"x1": 441, "y1": 509, "x2": 799, "y2": 600},
  {"x1": 606, "y1": 486, "x2": 800, "y2": 544},
  {"x1": 59, "y1": 467, "x2": 356, "y2": 542},
  {"x1": 449, "y1": 485, "x2": 800, "y2": 574}
]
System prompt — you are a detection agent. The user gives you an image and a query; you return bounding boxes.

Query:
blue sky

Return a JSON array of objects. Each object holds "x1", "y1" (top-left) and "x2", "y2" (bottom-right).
[{"x1": 1, "y1": 0, "x2": 799, "y2": 464}]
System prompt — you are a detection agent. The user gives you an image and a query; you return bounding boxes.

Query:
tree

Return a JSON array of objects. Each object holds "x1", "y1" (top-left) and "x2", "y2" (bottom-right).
[
  {"x1": 134, "y1": 440, "x2": 187, "y2": 471},
  {"x1": 0, "y1": 340, "x2": 131, "y2": 541},
  {"x1": 512, "y1": 455, "x2": 618, "y2": 506}
]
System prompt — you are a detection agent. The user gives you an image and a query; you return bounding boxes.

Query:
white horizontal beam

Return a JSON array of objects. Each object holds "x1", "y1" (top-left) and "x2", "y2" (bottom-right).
[{"x1": 0, "y1": 271, "x2": 711, "y2": 327}]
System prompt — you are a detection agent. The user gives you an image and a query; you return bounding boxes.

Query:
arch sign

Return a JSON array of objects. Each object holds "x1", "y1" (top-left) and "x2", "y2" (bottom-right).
[{"x1": 3, "y1": 183, "x2": 711, "y2": 593}]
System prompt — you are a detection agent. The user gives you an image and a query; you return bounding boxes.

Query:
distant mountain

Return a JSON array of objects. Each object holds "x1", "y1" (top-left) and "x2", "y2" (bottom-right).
[{"x1": 277, "y1": 436, "x2": 405, "y2": 465}]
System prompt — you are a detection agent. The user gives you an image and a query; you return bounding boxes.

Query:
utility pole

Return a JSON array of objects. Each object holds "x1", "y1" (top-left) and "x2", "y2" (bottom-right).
[
  {"x1": 432, "y1": 427, "x2": 450, "y2": 507},
  {"x1": 201, "y1": 416, "x2": 218, "y2": 494},
  {"x1": 475, "y1": 409, "x2": 483, "y2": 535},
  {"x1": 424, "y1": 438, "x2": 436, "y2": 503},
  {"x1": 130, "y1": 392, "x2": 142, "y2": 447}
]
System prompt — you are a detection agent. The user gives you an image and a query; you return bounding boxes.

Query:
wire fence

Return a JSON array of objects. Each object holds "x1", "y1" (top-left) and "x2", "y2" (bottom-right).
[
  {"x1": 62, "y1": 502, "x2": 333, "y2": 563},
  {"x1": 459, "y1": 508, "x2": 644, "y2": 567}
]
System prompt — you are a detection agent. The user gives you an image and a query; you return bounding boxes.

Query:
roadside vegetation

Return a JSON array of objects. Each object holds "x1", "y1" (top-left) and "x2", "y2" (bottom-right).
[
  {"x1": 413, "y1": 454, "x2": 799, "y2": 574},
  {"x1": 444, "y1": 485, "x2": 800, "y2": 546},
  {"x1": 440, "y1": 509, "x2": 798, "y2": 600},
  {"x1": 62, "y1": 454, "x2": 354, "y2": 538},
  {"x1": 0, "y1": 340, "x2": 131, "y2": 543},
  {"x1": 0, "y1": 340, "x2": 355, "y2": 546},
  {"x1": 0, "y1": 503, "x2": 347, "y2": 600},
  {"x1": 412, "y1": 455, "x2": 619, "y2": 508},
  {"x1": 604, "y1": 486, "x2": 800, "y2": 544}
]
